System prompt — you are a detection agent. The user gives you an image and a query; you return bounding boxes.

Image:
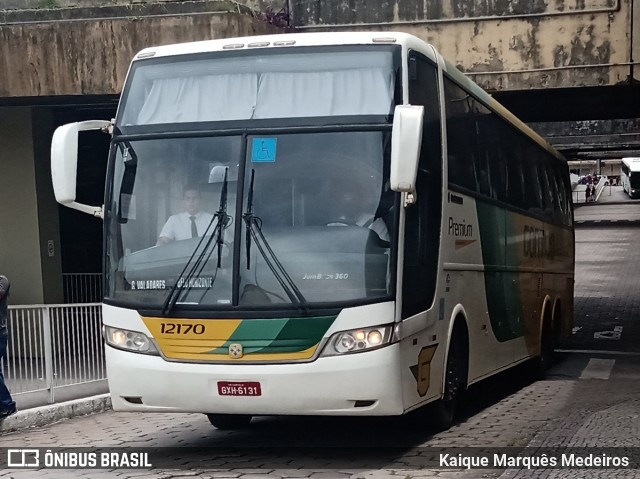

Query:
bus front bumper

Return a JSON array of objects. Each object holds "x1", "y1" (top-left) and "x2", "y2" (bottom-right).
[{"x1": 106, "y1": 343, "x2": 404, "y2": 416}]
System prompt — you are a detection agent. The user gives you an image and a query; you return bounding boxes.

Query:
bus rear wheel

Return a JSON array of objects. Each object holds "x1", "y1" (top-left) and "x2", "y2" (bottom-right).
[
  {"x1": 207, "y1": 414, "x2": 253, "y2": 430},
  {"x1": 531, "y1": 321, "x2": 556, "y2": 380}
]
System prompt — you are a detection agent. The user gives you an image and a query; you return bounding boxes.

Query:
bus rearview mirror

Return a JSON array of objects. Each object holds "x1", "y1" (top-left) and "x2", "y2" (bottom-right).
[
  {"x1": 51, "y1": 120, "x2": 111, "y2": 218},
  {"x1": 390, "y1": 105, "x2": 424, "y2": 195}
]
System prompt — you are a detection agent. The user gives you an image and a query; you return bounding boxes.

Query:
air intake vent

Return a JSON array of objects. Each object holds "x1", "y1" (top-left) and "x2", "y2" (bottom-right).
[{"x1": 538, "y1": 277, "x2": 542, "y2": 297}]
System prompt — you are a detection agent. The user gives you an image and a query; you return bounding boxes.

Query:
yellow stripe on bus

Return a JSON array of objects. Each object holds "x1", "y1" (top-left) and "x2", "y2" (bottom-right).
[{"x1": 159, "y1": 344, "x2": 320, "y2": 362}]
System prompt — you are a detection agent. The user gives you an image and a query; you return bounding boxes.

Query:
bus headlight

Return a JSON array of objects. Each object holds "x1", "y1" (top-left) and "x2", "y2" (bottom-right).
[
  {"x1": 321, "y1": 325, "x2": 393, "y2": 356},
  {"x1": 104, "y1": 326, "x2": 160, "y2": 355}
]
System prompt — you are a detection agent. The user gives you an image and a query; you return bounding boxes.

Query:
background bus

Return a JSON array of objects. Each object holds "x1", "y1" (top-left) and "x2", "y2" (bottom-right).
[
  {"x1": 51, "y1": 32, "x2": 574, "y2": 431},
  {"x1": 620, "y1": 157, "x2": 640, "y2": 198}
]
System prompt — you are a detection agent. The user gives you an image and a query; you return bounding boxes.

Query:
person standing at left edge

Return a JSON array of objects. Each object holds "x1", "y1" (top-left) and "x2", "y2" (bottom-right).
[{"x1": 0, "y1": 275, "x2": 17, "y2": 419}]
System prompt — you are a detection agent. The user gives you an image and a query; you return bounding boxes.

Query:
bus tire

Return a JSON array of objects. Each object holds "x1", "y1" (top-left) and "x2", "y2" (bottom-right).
[
  {"x1": 429, "y1": 326, "x2": 467, "y2": 431},
  {"x1": 531, "y1": 315, "x2": 555, "y2": 380},
  {"x1": 207, "y1": 414, "x2": 253, "y2": 430}
]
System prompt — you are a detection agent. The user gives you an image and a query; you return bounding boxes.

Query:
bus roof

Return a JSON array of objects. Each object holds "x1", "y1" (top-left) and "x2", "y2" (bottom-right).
[
  {"x1": 133, "y1": 31, "x2": 437, "y2": 62},
  {"x1": 622, "y1": 157, "x2": 640, "y2": 170}
]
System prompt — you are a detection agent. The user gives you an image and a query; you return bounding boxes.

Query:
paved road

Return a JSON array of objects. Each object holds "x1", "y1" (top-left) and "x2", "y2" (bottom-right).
[
  {"x1": 574, "y1": 185, "x2": 640, "y2": 225},
  {"x1": 1, "y1": 203, "x2": 640, "y2": 478}
]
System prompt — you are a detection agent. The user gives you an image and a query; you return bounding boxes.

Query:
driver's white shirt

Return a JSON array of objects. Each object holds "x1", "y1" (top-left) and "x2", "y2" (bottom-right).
[
  {"x1": 357, "y1": 215, "x2": 390, "y2": 242},
  {"x1": 158, "y1": 211, "x2": 215, "y2": 242},
  {"x1": 330, "y1": 214, "x2": 390, "y2": 242}
]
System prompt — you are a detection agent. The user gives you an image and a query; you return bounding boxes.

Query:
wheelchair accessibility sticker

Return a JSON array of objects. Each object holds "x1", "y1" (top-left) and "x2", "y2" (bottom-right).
[{"x1": 252, "y1": 138, "x2": 277, "y2": 163}]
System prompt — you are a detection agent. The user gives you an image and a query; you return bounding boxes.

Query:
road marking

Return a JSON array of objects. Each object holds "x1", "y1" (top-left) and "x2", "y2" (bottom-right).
[
  {"x1": 572, "y1": 326, "x2": 582, "y2": 334},
  {"x1": 593, "y1": 325, "x2": 623, "y2": 340},
  {"x1": 580, "y1": 358, "x2": 615, "y2": 379}
]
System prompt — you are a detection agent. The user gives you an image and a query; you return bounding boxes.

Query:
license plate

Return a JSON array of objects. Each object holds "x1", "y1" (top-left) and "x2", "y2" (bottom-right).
[{"x1": 217, "y1": 381, "x2": 262, "y2": 396}]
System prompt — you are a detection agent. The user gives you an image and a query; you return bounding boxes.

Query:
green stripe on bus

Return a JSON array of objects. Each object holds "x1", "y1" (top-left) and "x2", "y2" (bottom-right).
[
  {"x1": 476, "y1": 202, "x2": 523, "y2": 342},
  {"x1": 209, "y1": 316, "x2": 336, "y2": 354}
]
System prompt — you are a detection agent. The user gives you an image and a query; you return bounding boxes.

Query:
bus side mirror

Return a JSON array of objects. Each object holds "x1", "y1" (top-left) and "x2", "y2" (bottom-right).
[
  {"x1": 390, "y1": 105, "x2": 424, "y2": 199},
  {"x1": 51, "y1": 120, "x2": 111, "y2": 218}
]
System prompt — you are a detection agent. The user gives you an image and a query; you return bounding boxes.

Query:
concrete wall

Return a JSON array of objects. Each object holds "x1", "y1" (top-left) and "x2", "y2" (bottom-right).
[
  {"x1": 0, "y1": 4, "x2": 280, "y2": 305},
  {"x1": 1, "y1": 0, "x2": 636, "y2": 93},
  {"x1": 0, "y1": 0, "x2": 265, "y2": 10},
  {"x1": 531, "y1": 118, "x2": 640, "y2": 159},
  {"x1": 32, "y1": 108, "x2": 64, "y2": 304},
  {"x1": 0, "y1": 3, "x2": 281, "y2": 97},
  {"x1": 0, "y1": 108, "x2": 45, "y2": 304},
  {"x1": 292, "y1": 0, "x2": 638, "y2": 91}
]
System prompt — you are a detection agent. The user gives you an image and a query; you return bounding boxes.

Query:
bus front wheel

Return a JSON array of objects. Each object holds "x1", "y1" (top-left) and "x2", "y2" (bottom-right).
[
  {"x1": 429, "y1": 331, "x2": 467, "y2": 431},
  {"x1": 207, "y1": 414, "x2": 253, "y2": 430}
]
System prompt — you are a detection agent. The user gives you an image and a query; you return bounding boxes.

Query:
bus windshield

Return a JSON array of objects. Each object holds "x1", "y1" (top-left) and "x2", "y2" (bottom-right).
[{"x1": 105, "y1": 131, "x2": 395, "y2": 310}]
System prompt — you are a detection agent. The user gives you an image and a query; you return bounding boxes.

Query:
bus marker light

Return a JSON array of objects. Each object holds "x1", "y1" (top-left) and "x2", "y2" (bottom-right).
[{"x1": 372, "y1": 37, "x2": 397, "y2": 43}]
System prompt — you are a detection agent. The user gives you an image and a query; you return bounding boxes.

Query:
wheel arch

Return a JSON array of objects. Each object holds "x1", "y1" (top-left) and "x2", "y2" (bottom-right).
[
  {"x1": 539, "y1": 295, "x2": 554, "y2": 347},
  {"x1": 442, "y1": 305, "x2": 470, "y2": 396}
]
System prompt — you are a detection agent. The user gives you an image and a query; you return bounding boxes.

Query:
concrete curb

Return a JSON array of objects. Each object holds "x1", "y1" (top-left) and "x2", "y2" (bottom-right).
[
  {"x1": 574, "y1": 200, "x2": 638, "y2": 207},
  {"x1": 0, "y1": 394, "x2": 111, "y2": 434},
  {"x1": 575, "y1": 219, "x2": 640, "y2": 227}
]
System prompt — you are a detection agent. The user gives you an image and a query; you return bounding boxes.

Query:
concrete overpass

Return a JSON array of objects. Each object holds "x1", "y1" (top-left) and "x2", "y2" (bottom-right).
[
  {"x1": 292, "y1": 0, "x2": 640, "y2": 158},
  {"x1": 0, "y1": 0, "x2": 638, "y2": 303}
]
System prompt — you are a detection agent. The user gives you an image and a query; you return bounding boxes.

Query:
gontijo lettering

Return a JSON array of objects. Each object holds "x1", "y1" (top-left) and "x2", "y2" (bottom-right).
[{"x1": 523, "y1": 225, "x2": 556, "y2": 258}]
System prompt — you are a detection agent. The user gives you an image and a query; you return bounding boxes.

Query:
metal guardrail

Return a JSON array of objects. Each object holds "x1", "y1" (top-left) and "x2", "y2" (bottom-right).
[
  {"x1": 572, "y1": 177, "x2": 609, "y2": 204},
  {"x1": 2, "y1": 303, "x2": 107, "y2": 408},
  {"x1": 62, "y1": 273, "x2": 103, "y2": 304}
]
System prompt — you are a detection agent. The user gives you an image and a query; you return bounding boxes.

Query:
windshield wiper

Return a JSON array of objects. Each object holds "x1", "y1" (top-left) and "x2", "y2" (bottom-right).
[
  {"x1": 215, "y1": 168, "x2": 232, "y2": 268},
  {"x1": 242, "y1": 169, "x2": 307, "y2": 306},
  {"x1": 161, "y1": 218, "x2": 221, "y2": 316},
  {"x1": 161, "y1": 169, "x2": 232, "y2": 316}
]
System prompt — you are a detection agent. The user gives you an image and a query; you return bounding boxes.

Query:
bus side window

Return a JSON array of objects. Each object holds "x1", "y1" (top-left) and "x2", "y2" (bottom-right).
[
  {"x1": 472, "y1": 100, "x2": 497, "y2": 199},
  {"x1": 444, "y1": 78, "x2": 479, "y2": 194},
  {"x1": 542, "y1": 161, "x2": 560, "y2": 220},
  {"x1": 403, "y1": 52, "x2": 443, "y2": 318},
  {"x1": 505, "y1": 149, "x2": 525, "y2": 209},
  {"x1": 552, "y1": 163, "x2": 571, "y2": 225},
  {"x1": 521, "y1": 144, "x2": 544, "y2": 214}
]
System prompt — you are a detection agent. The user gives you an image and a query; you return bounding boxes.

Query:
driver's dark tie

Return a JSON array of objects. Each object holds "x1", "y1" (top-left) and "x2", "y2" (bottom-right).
[{"x1": 190, "y1": 216, "x2": 198, "y2": 238}]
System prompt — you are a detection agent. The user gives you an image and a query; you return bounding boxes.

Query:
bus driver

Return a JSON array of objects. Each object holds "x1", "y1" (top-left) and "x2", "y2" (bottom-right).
[
  {"x1": 327, "y1": 182, "x2": 390, "y2": 243},
  {"x1": 157, "y1": 186, "x2": 214, "y2": 245}
]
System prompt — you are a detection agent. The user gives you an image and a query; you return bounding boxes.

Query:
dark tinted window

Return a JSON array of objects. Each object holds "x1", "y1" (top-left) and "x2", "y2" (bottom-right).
[
  {"x1": 444, "y1": 76, "x2": 571, "y2": 227},
  {"x1": 444, "y1": 79, "x2": 478, "y2": 192},
  {"x1": 403, "y1": 52, "x2": 443, "y2": 318}
]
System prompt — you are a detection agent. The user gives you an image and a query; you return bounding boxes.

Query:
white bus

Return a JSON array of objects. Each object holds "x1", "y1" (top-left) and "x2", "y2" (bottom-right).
[
  {"x1": 620, "y1": 157, "x2": 640, "y2": 198},
  {"x1": 51, "y1": 32, "x2": 574, "y2": 430}
]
